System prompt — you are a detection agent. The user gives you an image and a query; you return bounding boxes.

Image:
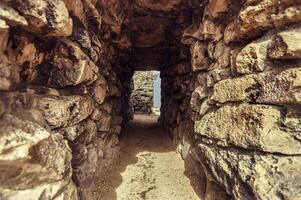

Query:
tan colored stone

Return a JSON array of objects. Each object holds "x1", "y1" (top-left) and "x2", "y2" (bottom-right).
[
  {"x1": 63, "y1": 0, "x2": 86, "y2": 23},
  {"x1": 234, "y1": 37, "x2": 270, "y2": 74},
  {"x1": 0, "y1": 19, "x2": 8, "y2": 29},
  {"x1": 211, "y1": 74, "x2": 263, "y2": 103},
  {"x1": 0, "y1": 114, "x2": 50, "y2": 162},
  {"x1": 0, "y1": 114, "x2": 72, "y2": 191},
  {"x1": 191, "y1": 42, "x2": 210, "y2": 71},
  {"x1": 14, "y1": 0, "x2": 72, "y2": 37},
  {"x1": 195, "y1": 104, "x2": 301, "y2": 155},
  {"x1": 198, "y1": 143, "x2": 301, "y2": 200},
  {"x1": 257, "y1": 68, "x2": 301, "y2": 105},
  {"x1": 59, "y1": 120, "x2": 97, "y2": 142},
  {"x1": 0, "y1": 179, "x2": 78, "y2": 200},
  {"x1": 204, "y1": 180, "x2": 231, "y2": 200},
  {"x1": 97, "y1": 116, "x2": 112, "y2": 132},
  {"x1": 130, "y1": 15, "x2": 170, "y2": 48},
  {"x1": 211, "y1": 68, "x2": 301, "y2": 105},
  {"x1": 48, "y1": 39, "x2": 99, "y2": 87},
  {"x1": 0, "y1": 3, "x2": 28, "y2": 27},
  {"x1": 97, "y1": 0, "x2": 131, "y2": 33},
  {"x1": 36, "y1": 95, "x2": 94, "y2": 128},
  {"x1": 202, "y1": 20, "x2": 223, "y2": 41},
  {"x1": 268, "y1": 27, "x2": 301, "y2": 59},
  {"x1": 90, "y1": 77, "x2": 108, "y2": 105},
  {"x1": 224, "y1": 1, "x2": 301, "y2": 43}
]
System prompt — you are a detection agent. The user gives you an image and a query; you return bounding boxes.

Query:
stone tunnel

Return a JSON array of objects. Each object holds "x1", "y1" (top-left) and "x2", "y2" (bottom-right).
[{"x1": 0, "y1": 0, "x2": 301, "y2": 200}]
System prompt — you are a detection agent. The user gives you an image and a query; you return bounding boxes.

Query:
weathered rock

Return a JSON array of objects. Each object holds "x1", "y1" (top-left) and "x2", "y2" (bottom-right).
[
  {"x1": 0, "y1": 179, "x2": 78, "y2": 200},
  {"x1": 134, "y1": 0, "x2": 181, "y2": 12},
  {"x1": 181, "y1": 24, "x2": 203, "y2": 45},
  {"x1": 131, "y1": 71, "x2": 156, "y2": 114},
  {"x1": 204, "y1": 180, "x2": 232, "y2": 200},
  {"x1": 268, "y1": 27, "x2": 301, "y2": 59},
  {"x1": 1, "y1": 0, "x2": 301, "y2": 199},
  {"x1": 0, "y1": 3, "x2": 28, "y2": 27},
  {"x1": 0, "y1": 114, "x2": 50, "y2": 162},
  {"x1": 90, "y1": 77, "x2": 108, "y2": 105},
  {"x1": 211, "y1": 74, "x2": 263, "y2": 103},
  {"x1": 197, "y1": 143, "x2": 301, "y2": 200},
  {"x1": 224, "y1": 1, "x2": 301, "y2": 43},
  {"x1": 59, "y1": 119, "x2": 97, "y2": 142},
  {"x1": 234, "y1": 37, "x2": 270, "y2": 74},
  {"x1": 13, "y1": 0, "x2": 72, "y2": 37},
  {"x1": 0, "y1": 57, "x2": 13, "y2": 91},
  {"x1": 191, "y1": 42, "x2": 210, "y2": 71},
  {"x1": 130, "y1": 15, "x2": 170, "y2": 48},
  {"x1": 201, "y1": 19, "x2": 223, "y2": 41},
  {"x1": 195, "y1": 103, "x2": 301, "y2": 155},
  {"x1": 206, "y1": 0, "x2": 232, "y2": 18},
  {"x1": 63, "y1": 0, "x2": 86, "y2": 23},
  {"x1": 211, "y1": 68, "x2": 301, "y2": 105},
  {"x1": 48, "y1": 39, "x2": 99, "y2": 88},
  {"x1": 0, "y1": 19, "x2": 8, "y2": 29},
  {"x1": 36, "y1": 95, "x2": 94, "y2": 128},
  {"x1": 97, "y1": 0, "x2": 131, "y2": 33},
  {"x1": 0, "y1": 114, "x2": 74, "y2": 198},
  {"x1": 257, "y1": 68, "x2": 301, "y2": 105},
  {"x1": 96, "y1": 116, "x2": 112, "y2": 132}
]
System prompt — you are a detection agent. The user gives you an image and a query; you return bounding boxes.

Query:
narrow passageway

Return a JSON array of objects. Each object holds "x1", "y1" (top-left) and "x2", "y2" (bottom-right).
[{"x1": 93, "y1": 114, "x2": 200, "y2": 200}]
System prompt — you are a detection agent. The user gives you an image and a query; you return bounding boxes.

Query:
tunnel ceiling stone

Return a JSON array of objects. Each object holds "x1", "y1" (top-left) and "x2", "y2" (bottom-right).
[{"x1": 96, "y1": 0, "x2": 192, "y2": 70}]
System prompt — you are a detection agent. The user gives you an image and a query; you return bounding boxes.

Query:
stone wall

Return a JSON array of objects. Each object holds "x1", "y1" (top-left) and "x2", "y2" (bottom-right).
[
  {"x1": 0, "y1": 1, "x2": 301, "y2": 200},
  {"x1": 131, "y1": 71, "x2": 155, "y2": 114},
  {"x1": 160, "y1": 1, "x2": 301, "y2": 200},
  {"x1": 0, "y1": 1, "x2": 133, "y2": 199}
]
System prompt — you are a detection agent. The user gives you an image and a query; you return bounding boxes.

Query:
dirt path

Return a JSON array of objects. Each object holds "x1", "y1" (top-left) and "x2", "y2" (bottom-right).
[{"x1": 92, "y1": 114, "x2": 201, "y2": 200}]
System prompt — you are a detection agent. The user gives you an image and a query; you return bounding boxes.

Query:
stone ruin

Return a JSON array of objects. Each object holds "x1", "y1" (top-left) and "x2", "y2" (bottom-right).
[
  {"x1": 131, "y1": 71, "x2": 156, "y2": 114},
  {"x1": 0, "y1": 0, "x2": 300, "y2": 200}
]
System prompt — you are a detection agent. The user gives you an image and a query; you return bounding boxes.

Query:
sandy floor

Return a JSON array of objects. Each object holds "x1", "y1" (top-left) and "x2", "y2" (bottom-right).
[{"x1": 92, "y1": 114, "x2": 201, "y2": 200}]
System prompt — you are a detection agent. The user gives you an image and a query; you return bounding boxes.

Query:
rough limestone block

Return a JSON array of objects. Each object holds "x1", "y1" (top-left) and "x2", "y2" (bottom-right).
[
  {"x1": 0, "y1": 114, "x2": 74, "y2": 198},
  {"x1": 13, "y1": 0, "x2": 72, "y2": 37},
  {"x1": 234, "y1": 37, "x2": 270, "y2": 74},
  {"x1": 211, "y1": 74, "x2": 263, "y2": 103},
  {"x1": 48, "y1": 39, "x2": 99, "y2": 88},
  {"x1": 36, "y1": 95, "x2": 94, "y2": 128},
  {"x1": 191, "y1": 42, "x2": 210, "y2": 71},
  {"x1": 195, "y1": 103, "x2": 301, "y2": 155},
  {"x1": 0, "y1": 3, "x2": 28, "y2": 27},
  {"x1": 268, "y1": 27, "x2": 301, "y2": 59},
  {"x1": 197, "y1": 143, "x2": 301, "y2": 200},
  {"x1": 211, "y1": 68, "x2": 301, "y2": 105},
  {"x1": 224, "y1": 1, "x2": 301, "y2": 43}
]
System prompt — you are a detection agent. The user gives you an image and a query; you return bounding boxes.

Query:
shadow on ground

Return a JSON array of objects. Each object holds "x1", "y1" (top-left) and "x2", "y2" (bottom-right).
[{"x1": 91, "y1": 114, "x2": 203, "y2": 200}]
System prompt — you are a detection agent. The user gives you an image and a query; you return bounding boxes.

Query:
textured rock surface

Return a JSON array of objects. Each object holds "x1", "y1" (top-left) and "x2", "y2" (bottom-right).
[
  {"x1": 182, "y1": 1, "x2": 301, "y2": 199},
  {"x1": 131, "y1": 71, "x2": 156, "y2": 114},
  {"x1": 0, "y1": 0, "x2": 128, "y2": 199},
  {"x1": 0, "y1": 0, "x2": 301, "y2": 199}
]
